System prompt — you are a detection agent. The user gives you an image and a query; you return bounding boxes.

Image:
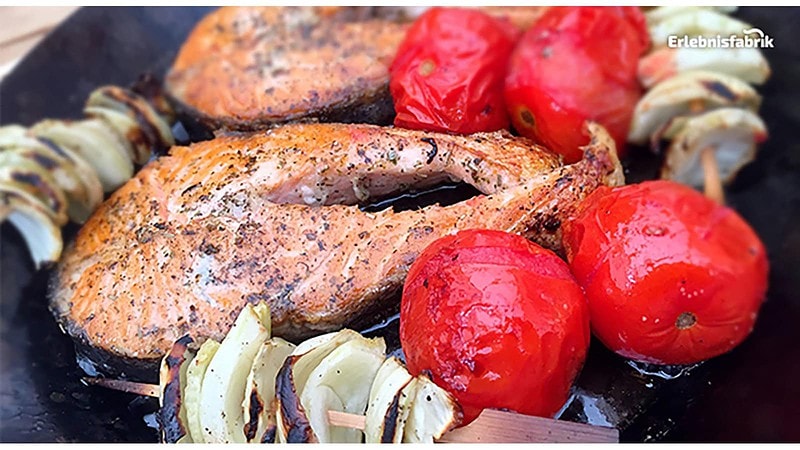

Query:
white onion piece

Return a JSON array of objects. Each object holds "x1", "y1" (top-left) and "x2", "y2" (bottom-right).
[
  {"x1": 243, "y1": 337, "x2": 295, "y2": 443},
  {"x1": 287, "y1": 329, "x2": 365, "y2": 388},
  {"x1": 0, "y1": 126, "x2": 103, "y2": 222},
  {"x1": 86, "y1": 86, "x2": 175, "y2": 151},
  {"x1": 403, "y1": 374, "x2": 462, "y2": 443},
  {"x1": 84, "y1": 106, "x2": 150, "y2": 165},
  {"x1": 158, "y1": 335, "x2": 195, "y2": 443},
  {"x1": 199, "y1": 303, "x2": 272, "y2": 443},
  {"x1": 649, "y1": 9, "x2": 752, "y2": 47},
  {"x1": 1, "y1": 145, "x2": 93, "y2": 223},
  {"x1": 0, "y1": 155, "x2": 68, "y2": 226},
  {"x1": 300, "y1": 337, "x2": 386, "y2": 442},
  {"x1": 639, "y1": 47, "x2": 770, "y2": 89},
  {"x1": 364, "y1": 357, "x2": 416, "y2": 443},
  {"x1": 0, "y1": 125, "x2": 29, "y2": 143},
  {"x1": 661, "y1": 108, "x2": 768, "y2": 187},
  {"x1": 629, "y1": 70, "x2": 760, "y2": 145},
  {"x1": 30, "y1": 119, "x2": 133, "y2": 191},
  {"x1": 184, "y1": 339, "x2": 220, "y2": 443},
  {"x1": 0, "y1": 191, "x2": 63, "y2": 268},
  {"x1": 275, "y1": 329, "x2": 363, "y2": 443}
]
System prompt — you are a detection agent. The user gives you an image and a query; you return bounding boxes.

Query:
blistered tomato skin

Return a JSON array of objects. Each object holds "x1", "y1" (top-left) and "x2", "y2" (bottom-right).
[
  {"x1": 400, "y1": 230, "x2": 590, "y2": 424},
  {"x1": 390, "y1": 8, "x2": 518, "y2": 134},
  {"x1": 563, "y1": 181, "x2": 769, "y2": 365},
  {"x1": 504, "y1": 6, "x2": 649, "y2": 163}
]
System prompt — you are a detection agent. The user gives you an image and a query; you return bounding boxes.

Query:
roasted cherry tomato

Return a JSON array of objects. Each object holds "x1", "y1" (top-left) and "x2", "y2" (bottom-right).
[
  {"x1": 390, "y1": 8, "x2": 518, "y2": 134},
  {"x1": 505, "y1": 7, "x2": 649, "y2": 162},
  {"x1": 400, "y1": 230, "x2": 590, "y2": 423},
  {"x1": 562, "y1": 181, "x2": 769, "y2": 365}
]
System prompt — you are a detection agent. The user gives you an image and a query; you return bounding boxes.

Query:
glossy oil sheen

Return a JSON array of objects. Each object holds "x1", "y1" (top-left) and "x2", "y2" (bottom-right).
[
  {"x1": 564, "y1": 181, "x2": 768, "y2": 364},
  {"x1": 399, "y1": 230, "x2": 589, "y2": 423},
  {"x1": 1, "y1": 6, "x2": 799, "y2": 443}
]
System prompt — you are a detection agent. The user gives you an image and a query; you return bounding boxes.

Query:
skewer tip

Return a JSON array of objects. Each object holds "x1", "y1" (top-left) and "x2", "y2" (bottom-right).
[{"x1": 82, "y1": 377, "x2": 160, "y2": 398}]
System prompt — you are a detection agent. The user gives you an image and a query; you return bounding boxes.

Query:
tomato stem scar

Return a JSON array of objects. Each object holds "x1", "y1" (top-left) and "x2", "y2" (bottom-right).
[
  {"x1": 520, "y1": 109, "x2": 535, "y2": 127},
  {"x1": 419, "y1": 59, "x2": 436, "y2": 77},
  {"x1": 676, "y1": 312, "x2": 697, "y2": 330}
]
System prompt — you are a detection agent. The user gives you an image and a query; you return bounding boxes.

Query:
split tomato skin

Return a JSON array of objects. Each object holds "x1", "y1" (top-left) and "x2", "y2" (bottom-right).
[
  {"x1": 389, "y1": 8, "x2": 518, "y2": 134},
  {"x1": 505, "y1": 6, "x2": 649, "y2": 163},
  {"x1": 400, "y1": 230, "x2": 590, "y2": 424},
  {"x1": 562, "y1": 181, "x2": 769, "y2": 365}
]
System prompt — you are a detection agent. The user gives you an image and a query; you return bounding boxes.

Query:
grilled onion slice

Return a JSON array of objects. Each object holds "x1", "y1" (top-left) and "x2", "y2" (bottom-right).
[
  {"x1": 403, "y1": 373, "x2": 463, "y2": 443},
  {"x1": 0, "y1": 84, "x2": 176, "y2": 268},
  {"x1": 30, "y1": 119, "x2": 133, "y2": 191},
  {"x1": 159, "y1": 302, "x2": 462, "y2": 445},
  {"x1": 364, "y1": 357, "x2": 416, "y2": 443},
  {"x1": 0, "y1": 190, "x2": 63, "y2": 268},
  {"x1": 84, "y1": 106, "x2": 150, "y2": 165},
  {"x1": 0, "y1": 126, "x2": 103, "y2": 222},
  {"x1": 648, "y1": 9, "x2": 752, "y2": 46},
  {"x1": 275, "y1": 330, "x2": 363, "y2": 443},
  {"x1": 1, "y1": 144, "x2": 95, "y2": 223},
  {"x1": 199, "y1": 303, "x2": 272, "y2": 443},
  {"x1": 184, "y1": 339, "x2": 220, "y2": 443},
  {"x1": 638, "y1": 47, "x2": 770, "y2": 89},
  {"x1": 628, "y1": 70, "x2": 761, "y2": 145},
  {"x1": 158, "y1": 335, "x2": 196, "y2": 443},
  {"x1": 299, "y1": 337, "x2": 386, "y2": 443},
  {"x1": 661, "y1": 108, "x2": 768, "y2": 187},
  {"x1": 243, "y1": 337, "x2": 295, "y2": 443},
  {"x1": 0, "y1": 153, "x2": 68, "y2": 226},
  {"x1": 86, "y1": 86, "x2": 175, "y2": 152}
]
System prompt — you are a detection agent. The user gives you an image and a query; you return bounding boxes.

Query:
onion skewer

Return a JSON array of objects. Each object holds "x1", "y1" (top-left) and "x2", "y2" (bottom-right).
[{"x1": 82, "y1": 377, "x2": 619, "y2": 443}]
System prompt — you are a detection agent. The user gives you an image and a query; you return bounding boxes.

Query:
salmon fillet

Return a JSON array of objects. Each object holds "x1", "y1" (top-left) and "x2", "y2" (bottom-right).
[
  {"x1": 49, "y1": 123, "x2": 622, "y2": 369},
  {"x1": 165, "y1": 6, "x2": 550, "y2": 132},
  {"x1": 165, "y1": 6, "x2": 407, "y2": 130}
]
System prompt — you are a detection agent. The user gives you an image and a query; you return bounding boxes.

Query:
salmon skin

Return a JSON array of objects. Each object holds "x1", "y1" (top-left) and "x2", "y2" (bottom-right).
[
  {"x1": 165, "y1": 6, "x2": 408, "y2": 131},
  {"x1": 49, "y1": 122, "x2": 622, "y2": 373}
]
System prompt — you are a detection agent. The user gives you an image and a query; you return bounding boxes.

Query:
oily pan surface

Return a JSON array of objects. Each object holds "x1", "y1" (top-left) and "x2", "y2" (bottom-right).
[{"x1": 1, "y1": 6, "x2": 800, "y2": 443}]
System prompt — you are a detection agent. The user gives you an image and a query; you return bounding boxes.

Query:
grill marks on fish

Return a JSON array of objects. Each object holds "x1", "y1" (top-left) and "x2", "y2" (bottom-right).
[{"x1": 50, "y1": 123, "x2": 622, "y2": 364}]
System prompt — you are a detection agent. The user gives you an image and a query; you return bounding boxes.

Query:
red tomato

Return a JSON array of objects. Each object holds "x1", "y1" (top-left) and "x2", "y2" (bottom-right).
[
  {"x1": 400, "y1": 230, "x2": 590, "y2": 424},
  {"x1": 505, "y1": 7, "x2": 649, "y2": 163},
  {"x1": 390, "y1": 8, "x2": 518, "y2": 134},
  {"x1": 562, "y1": 181, "x2": 769, "y2": 365}
]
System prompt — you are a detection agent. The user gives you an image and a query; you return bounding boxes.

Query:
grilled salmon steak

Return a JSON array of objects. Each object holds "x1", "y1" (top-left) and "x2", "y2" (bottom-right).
[
  {"x1": 165, "y1": 6, "x2": 408, "y2": 130},
  {"x1": 165, "y1": 6, "x2": 551, "y2": 132},
  {"x1": 50, "y1": 123, "x2": 622, "y2": 371}
]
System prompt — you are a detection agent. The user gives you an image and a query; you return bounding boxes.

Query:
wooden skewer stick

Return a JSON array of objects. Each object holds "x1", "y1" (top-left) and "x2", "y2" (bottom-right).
[
  {"x1": 700, "y1": 146, "x2": 725, "y2": 204},
  {"x1": 84, "y1": 378, "x2": 618, "y2": 443},
  {"x1": 687, "y1": 100, "x2": 725, "y2": 204},
  {"x1": 327, "y1": 409, "x2": 618, "y2": 443},
  {"x1": 327, "y1": 410, "x2": 367, "y2": 430},
  {"x1": 82, "y1": 377, "x2": 160, "y2": 397}
]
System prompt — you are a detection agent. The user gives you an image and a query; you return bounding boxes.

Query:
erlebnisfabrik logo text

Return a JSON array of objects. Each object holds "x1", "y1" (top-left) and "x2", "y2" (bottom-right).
[{"x1": 668, "y1": 28, "x2": 774, "y2": 49}]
